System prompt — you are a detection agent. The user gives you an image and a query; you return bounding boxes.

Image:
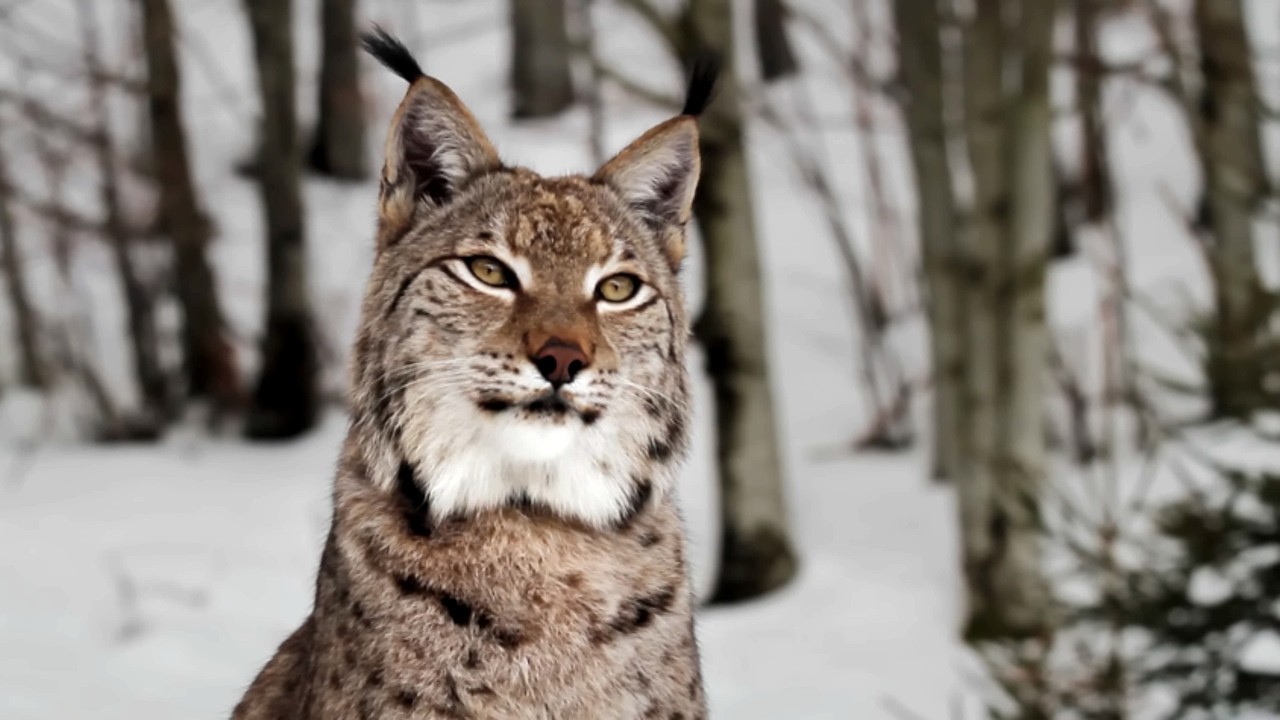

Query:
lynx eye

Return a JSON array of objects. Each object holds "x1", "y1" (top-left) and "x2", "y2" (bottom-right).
[
  {"x1": 467, "y1": 256, "x2": 515, "y2": 288},
  {"x1": 596, "y1": 274, "x2": 640, "y2": 303}
]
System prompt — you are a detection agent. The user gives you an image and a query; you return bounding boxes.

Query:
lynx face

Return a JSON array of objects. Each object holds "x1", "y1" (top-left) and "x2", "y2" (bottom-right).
[{"x1": 351, "y1": 48, "x2": 700, "y2": 529}]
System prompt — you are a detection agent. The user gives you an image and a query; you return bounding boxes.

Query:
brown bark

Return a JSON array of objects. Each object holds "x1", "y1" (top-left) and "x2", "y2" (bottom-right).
[
  {"x1": 510, "y1": 0, "x2": 575, "y2": 118},
  {"x1": 681, "y1": 0, "x2": 798, "y2": 604},
  {"x1": 308, "y1": 0, "x2": 368, "y2": 179},
  {"x1": 244, "y1": 0, "x2": 319, "y2": 439},
  {"x1": 138, "y1": 0, "x2": 242, "y2": 411},
  {"x1": 1193, "y1": 0, "x2": 1269, "y2": 418}
]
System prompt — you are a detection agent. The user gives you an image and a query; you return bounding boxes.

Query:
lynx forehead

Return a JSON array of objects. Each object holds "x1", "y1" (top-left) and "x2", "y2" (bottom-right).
[{"x1": 347, "y1": 31, "x2": 706, "y2": 530}]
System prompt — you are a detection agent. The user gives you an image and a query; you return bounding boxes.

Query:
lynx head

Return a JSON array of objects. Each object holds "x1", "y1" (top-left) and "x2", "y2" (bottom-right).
[{"x1": 349, "y1": 30, "x2": 713, "y2": 529}]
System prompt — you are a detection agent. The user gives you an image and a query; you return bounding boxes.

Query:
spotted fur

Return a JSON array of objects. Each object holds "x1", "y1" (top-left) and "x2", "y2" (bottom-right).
[{"x1": 231, "y1": 30, "x2": 710, "y2": 720}]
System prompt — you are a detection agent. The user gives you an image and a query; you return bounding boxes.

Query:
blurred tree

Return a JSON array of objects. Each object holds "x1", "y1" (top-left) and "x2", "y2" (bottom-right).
[
  {"x1": 0, "y1": 136, "x2": 48, "y2": 390},
  {"x1": 308, "y1": 0, "x2": 368, "y2": 179},
  {"x1": 80, "y1": 0, "x2": 168, "y2": 428},
  {"x1": 956, "y1": 0, "x2": 1054, "y2": 639},
  {"x1": 754, "y1": 0, "x2": 796, "y2": 82},
  {"x1": 243, "y1": 0, "x2": 319, "y2": 439},
  {"x1": 1074, "y1": 0, "x2": 1111, "y2": 226},
  {"x1": 1192, "y1": 0, "x2": 1270, "y2": 419},
  {"x1": 509, "y1": 0, "x2": 575, "y2": 118},
  {"x1": 680, "y1": 0, "x2": 798, "y2": 603},
  {"x1": 894, "y1": 0, "x2": 959, "y2": 481},
  {"x1": 138, "y1": 0, "x2": 242, "y2": 412}
]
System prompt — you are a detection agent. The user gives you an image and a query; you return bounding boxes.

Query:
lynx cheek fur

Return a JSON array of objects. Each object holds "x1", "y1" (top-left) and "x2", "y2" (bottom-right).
[{"x1": 230, "y1": 30, "x2": 712, "y2": 720}]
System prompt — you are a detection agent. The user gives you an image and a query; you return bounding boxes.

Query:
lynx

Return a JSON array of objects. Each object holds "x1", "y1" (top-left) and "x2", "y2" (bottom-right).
[{"x1": 230, "y1": 29, "x2": 711, "y2": 720}]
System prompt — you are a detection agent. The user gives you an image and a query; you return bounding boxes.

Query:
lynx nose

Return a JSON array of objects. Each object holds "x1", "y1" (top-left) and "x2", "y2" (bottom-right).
[{"x1": 531, "y1": 338, "x2": 590, "y2": 387}]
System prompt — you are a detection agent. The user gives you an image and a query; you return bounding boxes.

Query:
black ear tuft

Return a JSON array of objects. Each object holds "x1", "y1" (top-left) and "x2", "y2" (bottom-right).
[
  {"x1": 361, "y1": 25, "x2": 425, "y2": 84},
  {"x1": 681, "y1": 51, "x2": 721, "y2": 117}
]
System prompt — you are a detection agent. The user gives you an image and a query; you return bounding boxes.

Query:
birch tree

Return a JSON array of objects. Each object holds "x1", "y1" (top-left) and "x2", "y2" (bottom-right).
[
  {"x1": 1192, "y1": 0, "x2": 1268, "y2": 418},
  {"x1": 309, "y1": 0, "x2": 367, "y2": 179},
  {"x1": 243, "y1": 0, "x2": 319, "y2": 439},
  {"x1": 894, "y1": 0, "x2": 960, "y2": 480},
  {"x1": 138, "y1": 0, "x2": 241, "y2": 409},
  {"x1": 509, "y1": 0, "x2": 575, "y2": 118},
  {"x1": 680, "y1": 0, "x2": 798, "y2": 603},
  {"x1": 955, "y1": 0, "x2": 1054, "y2": 638}
]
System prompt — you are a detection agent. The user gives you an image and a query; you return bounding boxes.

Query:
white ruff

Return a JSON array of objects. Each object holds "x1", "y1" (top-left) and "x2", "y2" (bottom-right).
[{"x1": 410, "y1": 402, "x2": 639, "y2": 528}]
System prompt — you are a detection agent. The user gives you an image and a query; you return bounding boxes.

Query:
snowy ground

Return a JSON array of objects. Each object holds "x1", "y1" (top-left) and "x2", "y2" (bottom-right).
[{"x1": 4, "y1": 0, "x2": 1277, "y2": 717}]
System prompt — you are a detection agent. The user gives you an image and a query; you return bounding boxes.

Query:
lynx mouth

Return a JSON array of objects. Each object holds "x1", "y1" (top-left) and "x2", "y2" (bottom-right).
[{"x1": 476, "y1": 392, "x2": 600, "y2": 425}]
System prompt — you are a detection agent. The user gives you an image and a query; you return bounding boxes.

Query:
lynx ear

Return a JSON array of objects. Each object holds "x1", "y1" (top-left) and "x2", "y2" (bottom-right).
[
  {"x1": 593, "y1": 117, "x2": 700, "y2": 266},
  {"x1": 363, "y1": 29, "x2": 500, "y2": 244}
]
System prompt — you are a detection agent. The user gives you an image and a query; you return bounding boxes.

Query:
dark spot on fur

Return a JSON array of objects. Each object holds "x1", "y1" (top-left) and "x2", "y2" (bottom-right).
[
  {"x1": 593, "y1": 586, "x2": 676, "y2": 643},
  {"x1": 491, "y1": 627, "x2": 524, "y2": 649},
  {"x1": 647, "y1": 438, "x2": 674, "y2": 462},
  {"x1": 644, "y1": 396, "x2": 664, "y2": 417},
  {"x1": 478, "y1": 397, "x2": 510, "y2": 412},
  {"x1": 439, "y1": 593, "x2": 474, "y2": 626},
  {"x1": 464, "y1": 647, "x2": 482, "y2": 669},
  {"x1": 367, "y1": 668, "x2": 383, "y2": 687},
  {"x1": 469, "y1": 683, "x2": 496, "y2": 696},
  {"x1": 478, "y1": 230, "x2": 493, "y2": 240},
  {"x1": 343, "y1": 646, "x2": 358, "y2": 668},
  {"x1": 396, "y1": 574, "x2": 427, "y2": 595},
  {"x1": 562, "y1": 572, "x2": 584, "y2": 589},
  {"x1": 394, "y1": 688, "x2": 419, "y2": 708},
  {"x1": 581, "y1": 408, "x2": 600, "y2": 425},
  {"x1": 396, "y1": 460, "x2": 432, "y2": 537},
  {"x1": 616, "y1": 479, "x2": 654, "y2": 529},
  {"x1": 351, "y1": 600, "x2": 372, "y2": 627},
  {"x1": 666, "y1": 414, "x2": 686, "y2": 445},
  {"x1": 328, "y1": 669, "x2": 341, "y2": 689},
  {"x1": 386, "y1": 264, "x2": 430, "y2": 318},
  {"x1": 639, "y1": 529, "x2": 662, "y2": 547},
  {"x1": 670, "y1": 714, "x2": 686, "y2": 720}
]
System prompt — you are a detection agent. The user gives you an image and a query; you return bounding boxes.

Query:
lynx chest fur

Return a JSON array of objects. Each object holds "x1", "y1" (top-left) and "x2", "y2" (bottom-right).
[{"x1": 231, "y1": 29, "x2": 711, "y2": 720}]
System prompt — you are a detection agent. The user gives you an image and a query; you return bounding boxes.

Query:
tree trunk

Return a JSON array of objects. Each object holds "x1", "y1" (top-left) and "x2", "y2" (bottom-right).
[
  {"x1": 243, "y1": 0, "x2": 319, "y2": 439},
  {"x1": 956, "y1": 0, "x2": 1052, "y2": 640},
  {"x1": 138, "y1": 0, "x2": 242, "y2": 412},
  {"x1": 509, "y1": 0, "x2": 575, "y2": 118},
  {"x1": 997, "y1": 0, "x2": 1055, "y2": 637},
  {"x1": 1075, "y1": 0, "x2": 1110, "y2": 225},
  {"x1": 308, "y1": 0, "x2": 368, "y2": 179},
  {"x1": 895, "y1": 0, "x2": 958, "y2": 480},
  {"x1": 569, "y1": 0, "x2": 606, "y2": 165},
  {"x1": 1194, "y1": 0, "x2": 1268, "y2": 418},
  {"x1": 754, "y1": 0, "x2": 797, "y2": 82},
  {"x1": 681, "y1": 0, "x2": 798, "y2": 604},
  {"x1": 0, "y1": 143, "x2": 48, "y2": 390},
  {"x1": 79, "y1": 0, "x2": 169, "y2": 426}
]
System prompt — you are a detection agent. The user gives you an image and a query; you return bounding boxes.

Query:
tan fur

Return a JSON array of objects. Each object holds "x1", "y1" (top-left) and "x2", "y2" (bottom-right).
[{"x1": 232, "y1": 66, "x2": 706, "y2": 719}]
